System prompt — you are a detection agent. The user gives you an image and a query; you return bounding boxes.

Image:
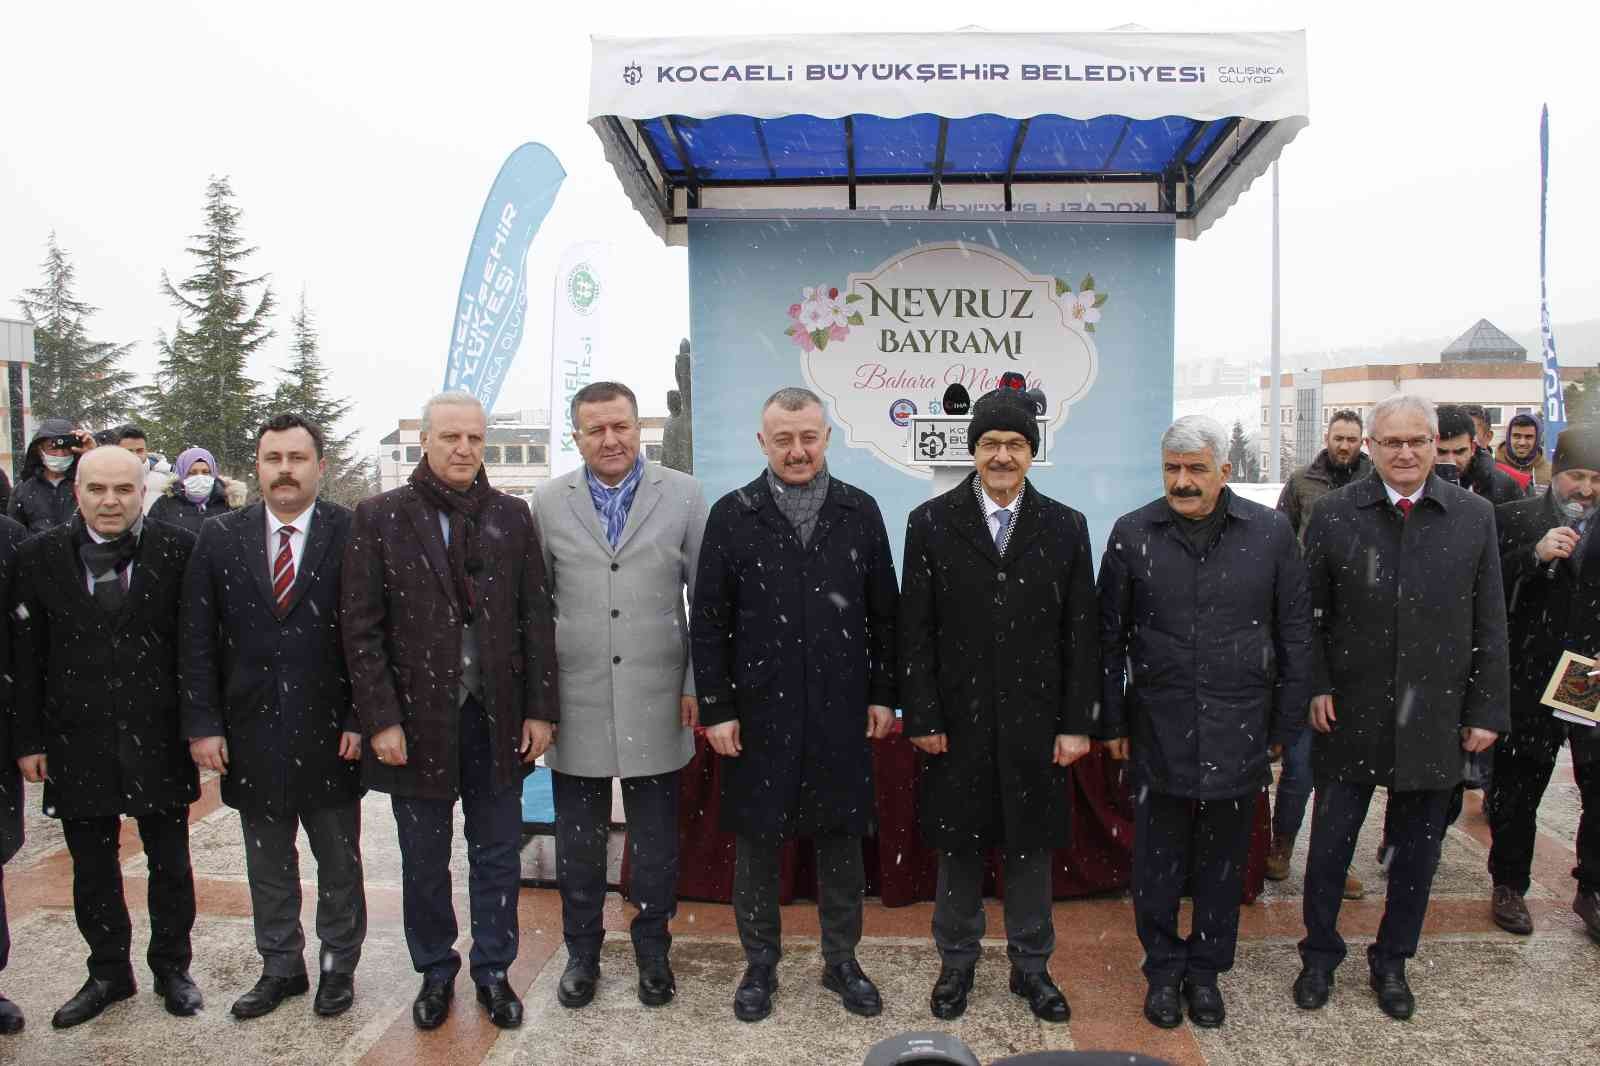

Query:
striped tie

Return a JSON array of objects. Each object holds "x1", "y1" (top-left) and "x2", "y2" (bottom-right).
[{"x1": 272, "y1": 526, "x2": 296, "y2": 612}]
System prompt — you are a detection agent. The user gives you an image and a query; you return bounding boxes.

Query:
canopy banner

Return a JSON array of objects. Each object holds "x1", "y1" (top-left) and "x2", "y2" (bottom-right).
[
  {"x1": 548, "y1": 241, "x2": 613, "y2": 478},
  {"x1": 443, "y1": 143, "x2": 566, "y2": 412},
  {"x1": 591, "y1": 30, "x2": 1307, "y2": 122},
  {"x1": 689, "y1": 217, "x2": 1174, "y2": 560}
]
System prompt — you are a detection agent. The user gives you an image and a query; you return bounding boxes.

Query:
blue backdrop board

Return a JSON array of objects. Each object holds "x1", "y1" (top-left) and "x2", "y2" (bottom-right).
[{"x1": 688, "y1": 216, "x2": 1174, "y2": 560}]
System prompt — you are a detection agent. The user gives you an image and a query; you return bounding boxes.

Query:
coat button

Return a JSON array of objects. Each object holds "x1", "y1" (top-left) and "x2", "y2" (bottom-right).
[
  {"x1": 611, "y1": 562, "x2": 620, "y2": 571},
  {"x1": 108, "y1": 677, "x2": 123, "y2": 690},
  {"x1": 997, "y1": 572, "x2": 1007, "y2": 581},
  {"x1": 611, "y1": 609, "x2": 620, "y2": 618},
  {"x1": 613, "y1": 655, "x2": 622, "y2": 664}
]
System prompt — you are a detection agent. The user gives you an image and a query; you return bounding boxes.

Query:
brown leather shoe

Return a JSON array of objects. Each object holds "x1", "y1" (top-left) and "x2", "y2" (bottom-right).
[
  {"x1": 1264, "y1": 834, "x2": 1294, "y2": 881},
  {"x1": 1492, "y1": 886, "x2": 1534, "y2": 935},
  {"x1": 1342, "y1": 868, "x2": 1366, "y2": 900},
  {"x1": 1574, "y1": 888, "x2": 1600, "y2": 942}
]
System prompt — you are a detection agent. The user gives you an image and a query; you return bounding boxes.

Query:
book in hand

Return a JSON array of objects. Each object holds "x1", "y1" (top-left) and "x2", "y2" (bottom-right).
[{"x1": 1539, "y1": 650, "x2": 1600, "y2": 728}]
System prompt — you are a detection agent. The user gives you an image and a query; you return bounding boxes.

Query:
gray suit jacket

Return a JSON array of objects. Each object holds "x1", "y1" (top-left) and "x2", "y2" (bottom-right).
[{"x1": 532, "y1": 463, "x2": 708, "y2": 778}]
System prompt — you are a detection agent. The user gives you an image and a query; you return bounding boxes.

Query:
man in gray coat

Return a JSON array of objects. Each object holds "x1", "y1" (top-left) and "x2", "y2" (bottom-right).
[{"x1": 532, "y1": 381, "x2": 707, "y2": 1011}]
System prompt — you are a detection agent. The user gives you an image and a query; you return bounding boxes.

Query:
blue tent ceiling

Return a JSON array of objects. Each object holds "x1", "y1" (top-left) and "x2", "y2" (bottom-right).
[{"x1": 638, "y1": 113, "x2": 1234, "y2": 184}]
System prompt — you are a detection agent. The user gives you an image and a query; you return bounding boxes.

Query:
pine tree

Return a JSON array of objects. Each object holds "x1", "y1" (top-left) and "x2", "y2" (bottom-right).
[
  {"x1": 15, "y1": 233, "x2": 138, "y2": 427},
  {"x1": 272, "y1": 292, "x2": 374, "y2": 505},
  {"x1": 1565, "y1": 369, "x2": 1600, "y2": 427},
  {"x1": 150, "y1": 176, "x2": 273, "y2": 478}
]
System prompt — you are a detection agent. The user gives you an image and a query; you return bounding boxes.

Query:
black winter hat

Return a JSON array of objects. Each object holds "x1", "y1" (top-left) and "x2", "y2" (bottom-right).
[
  {"x1": 966, "y1": 387, "x2": 1039, "y2": 455},
  {"x1": 1553, "y1": 424, "x2": 1600, "y2": 477}
]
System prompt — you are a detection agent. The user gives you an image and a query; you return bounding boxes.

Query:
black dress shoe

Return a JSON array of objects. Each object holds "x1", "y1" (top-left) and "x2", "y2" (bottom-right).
[
  {"x1": 821, "y1": 958, "x2": 882, "y2": 1018},
  {"x1": 557, "y1": 956, "x2": 600, "y2": 1009},
  {"x1": 1369, "y1": 970, "x2": 1414, "y2": 1021},
  {"x1": 476, "y1": 979, "x2": 523, "y2": 1029},
  {"x1": 1183, "y1": 981, "x2": 1225, "y2": 1028},
  {"x1": 314, "y1": 973, "x2": 355, "y2": 1017},
  {"x1": 1143, "y1": 985, "x2": 1182, "y2": 1029},
  {"x1": 929, "y1": 965, "x2": 974, "y2": 1021},
  {"x1": 52, "y1": 976, "x2": 137, "y2": 1029},
  {"x1": 1292, "y1": 967, "x2": 1332, "y2": 1010},
  {"x1": 637, "y1": 956, "x2": 675, "y2": 1007},
  {"x1": 733, "y1": 962, "x2": 777, "y2": 1023},
  {"x1": 0, "y1": 994, "x2": 23, "y2": 1035},
  {"x1": 231, "y1": 973, "x2": 310, "y2": 1019},
  {"x1": 155, "y1": 971, "x2": 204, "y2": 1017},
  {"x1": 1009, "y1": 968, "x2": 1070, "y2": 1023},
  {"x1": 412, "y1": 976, "x2": 453, "y2": 1030}
]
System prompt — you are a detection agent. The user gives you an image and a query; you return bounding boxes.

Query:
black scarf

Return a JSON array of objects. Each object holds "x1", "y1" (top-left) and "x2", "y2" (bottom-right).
[
  {"x1": 76, "y1": 514, "x2": 142, "y2": 612},
  {"x1": 408, "y1": 459, "x2": 493, "y2": 621},
  {"x1": 1169, "y1": 488, "x2": 1231, "y2": 556}
]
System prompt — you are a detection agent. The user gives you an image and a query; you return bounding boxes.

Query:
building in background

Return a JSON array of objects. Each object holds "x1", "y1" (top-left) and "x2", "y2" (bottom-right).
[
  {"x1": 0, "y1": 318, "x2": 35, "y2": 481},
  {"x1": 375, "y1": 408, "x2": 667, "y2": 499}
]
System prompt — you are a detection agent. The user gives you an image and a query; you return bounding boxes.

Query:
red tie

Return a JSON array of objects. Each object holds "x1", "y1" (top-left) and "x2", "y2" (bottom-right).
[
  {"x1": 272, "y1": 526, "x2": 296, "y2": 611},
  {"x1": 1395, "y1": 498, "x2": 1413, "y2": 519}
]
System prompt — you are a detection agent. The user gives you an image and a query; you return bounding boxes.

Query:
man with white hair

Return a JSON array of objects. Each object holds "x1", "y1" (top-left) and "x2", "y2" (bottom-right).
[
  {"x1": 1294, "y1": 394, "x2": 1509, "y2": 1021},
  {"x1": 1099, "y1": 415, "x2": 1312, "y2": 1030},
  {"x1": 12, "y1": 444, "x2": 205, "y2": 1028}
]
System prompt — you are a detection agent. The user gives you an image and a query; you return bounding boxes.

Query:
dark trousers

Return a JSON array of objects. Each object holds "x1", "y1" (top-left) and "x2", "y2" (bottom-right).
[
  {"x1": 932, "y1": 847, "x2": 1053, "y2": 974},
  {"x1": 240, "y1": 800, "x2": 366, "y2": 978},
  {"x1": 1488, "y1": 716, "x2": 1600, "y2": 894},
  {"x1": 62, "y1": 808, "x2": 195, "y2": 983},
  {"x1": 554, "y1": 769, "x2": 679, "y2": 962},
  {"x1": 1133, "y1": 789, "x2": 1255, "y2": 987},
  {"x1": 1273, "y1": 729, "x2": 1315, "y2": 841},
  {"x1": 391, "y1": 696, "x2": 523, "y2": 986},
  {"x1": 1300, "y1": 782, "x2": 1452, "y2": 976},
  {"x1": 734, "y1": 833, "x2": 864, "y2": 967},
  {"x1": 0, "y1": 863, "x2": 9, "y2": 973}
]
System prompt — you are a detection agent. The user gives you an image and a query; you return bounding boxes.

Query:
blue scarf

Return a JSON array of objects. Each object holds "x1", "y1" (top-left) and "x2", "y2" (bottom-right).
[{"x1": 586, "y1": 456, "x2": 646, "y2": 549}]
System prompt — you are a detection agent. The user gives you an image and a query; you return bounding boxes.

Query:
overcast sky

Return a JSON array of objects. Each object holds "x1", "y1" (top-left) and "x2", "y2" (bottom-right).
[{"x1": 3, "y1": 1, "x2": 1597, "y2": 455}]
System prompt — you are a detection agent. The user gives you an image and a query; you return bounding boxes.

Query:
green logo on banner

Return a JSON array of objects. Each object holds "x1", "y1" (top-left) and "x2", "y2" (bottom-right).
[{"x1": 567, "y1": 264, "x2": 600, "y2": 316}]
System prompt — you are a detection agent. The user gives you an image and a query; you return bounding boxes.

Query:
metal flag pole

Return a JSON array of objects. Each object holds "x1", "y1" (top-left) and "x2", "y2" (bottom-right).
[{"x1": 1268, "y1": 161, "x2": 1282, "y2": 482}]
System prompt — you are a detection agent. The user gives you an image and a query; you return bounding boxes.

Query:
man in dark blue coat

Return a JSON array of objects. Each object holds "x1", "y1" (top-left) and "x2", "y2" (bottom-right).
[
  {"x1": 1295, "y1": 394, "x2": 1509, "y2": 1021},
  {"x1": 0, "y1": 512, "x2": 27, "y2": 1034},
  {"x1": 182, "y1": 414, "x2": 366, "y2": 1020},
  {"x1": 694, "y1": 387, "x2": 899, "y2": 1024},
  {"x1": 1100, "y1": 415, "x2": 1311, "y2": 1030}
]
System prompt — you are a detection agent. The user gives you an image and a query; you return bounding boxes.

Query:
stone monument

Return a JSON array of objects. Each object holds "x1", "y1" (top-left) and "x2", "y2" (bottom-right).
[{"x1": 663, "y1": 338, "x2": 693, "y2": 473}]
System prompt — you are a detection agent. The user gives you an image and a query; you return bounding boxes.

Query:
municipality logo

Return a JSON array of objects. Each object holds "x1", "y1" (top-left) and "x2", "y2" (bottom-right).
[
  {"x1": 623, "y1": 62, "x2": 642, "y2": 86},
  {"x1": 889, "y1": 398, "x2": 917, "y2": 427},
  {"x1": 566, "y1": 264, "x2": 600, "y2": 316}
]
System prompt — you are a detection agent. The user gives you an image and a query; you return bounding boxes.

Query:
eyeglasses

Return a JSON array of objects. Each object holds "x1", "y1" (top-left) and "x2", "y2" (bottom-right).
[
  {"x1": 975, "y1": 439, "x2": 1032, "y2": 456},
  {"x1": 1372, "y1": 436, "x2": 1434, "y2": 452}
]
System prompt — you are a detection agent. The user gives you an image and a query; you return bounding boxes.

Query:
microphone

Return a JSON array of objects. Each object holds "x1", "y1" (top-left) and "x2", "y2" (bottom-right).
[
  {"x1": 941, "y1": 384, "x2": 971, "y2": 416},
  {"x1": 1546, "y1": 499, "x2": 1587, "y2": 579}
]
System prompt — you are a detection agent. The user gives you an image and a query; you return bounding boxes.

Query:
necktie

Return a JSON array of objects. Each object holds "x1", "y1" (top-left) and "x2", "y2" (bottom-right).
[
  {"x1": 272, "y1": 526, "x2": 297, "y2": 612},
  {"x1": 1395, "y1": 498, "x2": 1413, "y2": 519},
  {"x1": 993, "y1": 507, "x2": 1012, "y2": 549}
]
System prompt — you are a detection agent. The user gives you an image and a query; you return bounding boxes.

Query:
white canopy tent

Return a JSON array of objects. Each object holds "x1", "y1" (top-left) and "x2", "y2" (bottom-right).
[{"x1": 588, "y1": 29, "x2": 1309, "y2": 245}]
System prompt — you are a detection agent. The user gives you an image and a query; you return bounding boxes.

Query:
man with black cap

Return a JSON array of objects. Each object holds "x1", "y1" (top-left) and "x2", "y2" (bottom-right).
[
  {"x1": 900, "y1": 383, "x2": 1100, "y2": 1024},
  {"x1": 1100, "y1": 415, "x2": 1311, "y2": 1030},
  {"x1": 1496, "y1": 412, "x2": 1551, "y2": 491},
  {"x1": 1485, "y1": 423, "x2": 1600, "y2": 942},
  {"x1": 8, "y1": 417, "x2": 96, "y2": 533}
]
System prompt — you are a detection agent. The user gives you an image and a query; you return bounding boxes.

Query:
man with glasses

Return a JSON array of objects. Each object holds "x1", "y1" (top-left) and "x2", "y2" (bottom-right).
[
  {"x1": 1293, "y1": 394, "x2": 1509, "y2": 1021},
  {"x1": 900, "y1": 384, "x2": 1101, "y2": 1024},
  {"x1": 1485, "y1": 425, "x2": 1600, "y2": 942}
]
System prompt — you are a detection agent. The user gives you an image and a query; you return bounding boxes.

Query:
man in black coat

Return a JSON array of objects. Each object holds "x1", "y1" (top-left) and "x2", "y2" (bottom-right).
[
  {"x1": 8, "y1": 417, "x2": 94, "y2": 534},
  {"x1": 11, "y1": 445, "x2": 204, "y2": 1028},
  {"x1": 694, "y1": 387, "x2": 899, "y2": 1024},
  {"x1": 1436, "y1": 403, "x2": 1525, "y2": 508},
  {"x1": 1485, "y1": 425, "x2": 1600, "y2": 942},
  {"x1": 900, "y1": 386, "x2": 1101, "y2": 1025},
  {"x1": 181, "y1": 414, "x2": 366, "y2": 1020},
  {"x1": 0, "y1": 513, "x2": 27, "y2": 1034},
  {"x1": 1100, "y1": 415, "x2": 1312, "y2": 1030},
  {"x1": 1295, "y1": 394, "x2": 1509, "y2": 1021}
]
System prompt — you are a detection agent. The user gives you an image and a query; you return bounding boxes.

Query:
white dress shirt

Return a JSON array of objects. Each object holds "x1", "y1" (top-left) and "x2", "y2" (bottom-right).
[
  {"x1": 1381, "y1": 481, "x2": 1425, "y2": 508},
  {"x1": 980, "y1": 483, "x2": 1025, "y2": 541},
  {"x1": 267, "y1": 502, "x2": 315, "y2": 575}
]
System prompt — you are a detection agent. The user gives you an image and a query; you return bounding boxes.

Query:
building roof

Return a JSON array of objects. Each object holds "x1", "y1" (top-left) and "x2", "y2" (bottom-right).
[
  {"x1": 1261, "y1": 362, "x2": 1583, "y2": 388},
  {"x1": 1440, "y1": 319, "x2": 1527, "y2": 363}
]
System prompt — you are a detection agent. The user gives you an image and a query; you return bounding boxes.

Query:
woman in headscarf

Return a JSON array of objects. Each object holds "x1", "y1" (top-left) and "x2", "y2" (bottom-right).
[{"x1": 148, "y1": 447, "x2": 243, "y2": 534}]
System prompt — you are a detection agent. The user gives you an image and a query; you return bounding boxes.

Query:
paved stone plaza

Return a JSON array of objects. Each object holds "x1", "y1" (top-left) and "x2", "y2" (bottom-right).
[{"x1": 1, "y1": 758, "x2": 1595, "y2": 1066}]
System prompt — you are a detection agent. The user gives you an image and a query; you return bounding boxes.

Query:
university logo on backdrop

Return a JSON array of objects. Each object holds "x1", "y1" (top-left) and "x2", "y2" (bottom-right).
[{"x1": 786, "y1": 242, "x2": 1107, "y2": 477}]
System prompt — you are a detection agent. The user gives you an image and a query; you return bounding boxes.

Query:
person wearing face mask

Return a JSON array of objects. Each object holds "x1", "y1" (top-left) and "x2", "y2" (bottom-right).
[
  {"x1": 1484, "y1": 424, "x2": 1600, "y2": 943},
  {"x1": 148, "y1": 447, "x2": 241, "y2": 534},
  {"x1": 7, "y1": 417, "x2": 96, "y2": 534},
  {"x1": 693, "y1": 387, "x2": 899, "y2": 1023}
]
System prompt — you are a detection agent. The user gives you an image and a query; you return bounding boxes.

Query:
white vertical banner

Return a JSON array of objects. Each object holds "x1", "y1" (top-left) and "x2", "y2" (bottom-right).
[{"x1": 549, "y1": 241, "x2": 613, "y2": 477}]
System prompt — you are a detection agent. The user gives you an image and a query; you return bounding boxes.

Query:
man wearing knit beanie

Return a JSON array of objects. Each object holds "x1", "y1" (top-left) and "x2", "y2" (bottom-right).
[{"x1": 1487, "y1": 422, "x2": 1600, "y2": 944}]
